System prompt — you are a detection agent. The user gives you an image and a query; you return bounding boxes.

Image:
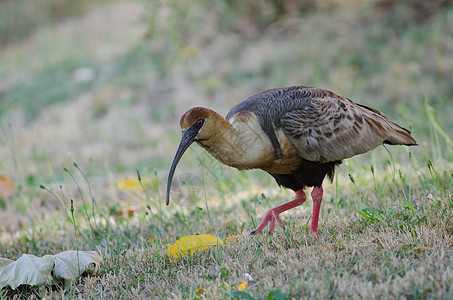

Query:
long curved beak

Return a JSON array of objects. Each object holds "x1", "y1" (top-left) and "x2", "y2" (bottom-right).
[{"x1": 166, "y1": 128, "x2": 199, "y2": 205}]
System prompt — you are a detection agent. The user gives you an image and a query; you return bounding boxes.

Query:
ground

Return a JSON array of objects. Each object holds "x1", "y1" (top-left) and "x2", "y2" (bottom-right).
[{"x1": 0, "y1": 0, "x2": 452, "y2": 298}]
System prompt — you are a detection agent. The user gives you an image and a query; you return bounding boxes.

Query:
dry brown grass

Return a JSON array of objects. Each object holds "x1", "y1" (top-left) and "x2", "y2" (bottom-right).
[{"x1": 0, "y1": 0, "x2": 452, "y2": 299}]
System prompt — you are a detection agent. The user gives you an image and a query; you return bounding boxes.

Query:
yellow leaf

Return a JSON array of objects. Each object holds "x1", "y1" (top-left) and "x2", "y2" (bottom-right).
[
  {"x1": 238, "y1": 281, "x2": 248, "y2": 291},
  {"x1": 147, "y1": 236, "x2": 156, "y2": 243},
  {"x1": 116, "y1": 178, "x2": 141, "y2": 190},
  {"x1": 115, "y1": 177, "x2": 156, "y2": 191},
  {"x1": 196, "y1": 288, "x2": 205, "y2": 295},
  {"x1": 167, "y1": 234, "x2": 224, "y2": 258}
]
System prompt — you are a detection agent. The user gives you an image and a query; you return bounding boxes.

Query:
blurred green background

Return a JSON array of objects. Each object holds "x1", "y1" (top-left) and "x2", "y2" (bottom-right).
[{"x1": 0, "y1": 0, "x2": 452, "y2": 225}]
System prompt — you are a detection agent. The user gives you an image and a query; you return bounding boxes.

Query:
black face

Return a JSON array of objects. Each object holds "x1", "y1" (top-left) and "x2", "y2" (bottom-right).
[{"x1": 166, "y1": 119, "x2": 205, "y2": 205}]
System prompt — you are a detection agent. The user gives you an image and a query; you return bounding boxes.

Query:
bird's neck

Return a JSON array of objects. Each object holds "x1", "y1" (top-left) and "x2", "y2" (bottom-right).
[
  {"x1": 196, "y1": 111, "x2": 273, "y2": 170},
  {"x1": 196, "y1": 114, "x2": 239, "y2": 165}
]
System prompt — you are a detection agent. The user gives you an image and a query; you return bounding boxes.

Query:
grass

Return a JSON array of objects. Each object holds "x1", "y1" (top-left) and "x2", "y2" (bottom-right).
[{"x1": 0, "y1": 0, "x2": 453, "y2": 298}]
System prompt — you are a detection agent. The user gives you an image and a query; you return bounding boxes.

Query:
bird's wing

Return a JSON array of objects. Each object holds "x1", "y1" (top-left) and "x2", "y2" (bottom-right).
[{"x1": 280, "y1": 93, "x2": 409, "y2": 163}]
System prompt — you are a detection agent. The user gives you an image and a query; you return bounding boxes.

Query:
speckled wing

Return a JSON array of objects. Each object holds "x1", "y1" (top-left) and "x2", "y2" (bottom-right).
[{"x1": 281, "y1": 94, "x2": 415, "y2": 163}]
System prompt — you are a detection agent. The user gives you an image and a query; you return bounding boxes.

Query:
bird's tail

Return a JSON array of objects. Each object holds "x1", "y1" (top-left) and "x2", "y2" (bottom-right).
[
  {"x1": 383, "y1": 121, "x2": 418, "y2": 146},
  {"x1": 357, "y1": 103, "x2": 418, "y2": 146}
]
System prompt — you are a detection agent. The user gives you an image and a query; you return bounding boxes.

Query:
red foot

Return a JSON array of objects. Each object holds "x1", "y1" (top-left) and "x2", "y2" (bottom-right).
[
  {"x1": 250, "y1": 190, "x2": 306, "y2": 235},
  {"x1": 310, "y1": 186, "x2": 323, "y2": 235}
]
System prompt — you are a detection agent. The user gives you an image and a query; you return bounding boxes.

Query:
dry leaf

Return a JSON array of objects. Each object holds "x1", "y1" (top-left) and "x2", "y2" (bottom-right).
[
  {"x1": 167, "y1": 234, "x2": 224, "y2": 258},
  {"x1": 0, "y1": 254, "x2": 55, "y2": 290},
  {"x1": 0, "y1": 257, "x2": 13, "y2": 268},
  {"x1": 53, "y1": 250, "x2": 103, "y2": 288},
  {"x1": 117, "y1": 205, "x2": 144, "y2": 217},
  {"x1": 0, "y1": 175, "x2": 16, "y2": 199},
  {"x1": 0, "y1": 251, "x2": 103, "y2": 290}
]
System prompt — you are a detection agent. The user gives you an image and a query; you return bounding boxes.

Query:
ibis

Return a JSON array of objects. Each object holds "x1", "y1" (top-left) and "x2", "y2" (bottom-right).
[{"x1": 165, "y1": 86, "x2": 417, "y2": 235}]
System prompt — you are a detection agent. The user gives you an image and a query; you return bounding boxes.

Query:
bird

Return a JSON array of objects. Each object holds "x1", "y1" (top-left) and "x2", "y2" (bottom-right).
[{"x1": 165, "y1": 86, "x2": 417, "y2": 235}]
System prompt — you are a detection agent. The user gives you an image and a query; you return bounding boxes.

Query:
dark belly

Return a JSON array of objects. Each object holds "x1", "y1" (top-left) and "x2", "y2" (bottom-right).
[{"x1": 268, "y1": 159, "x2": 343, "y2": 191}]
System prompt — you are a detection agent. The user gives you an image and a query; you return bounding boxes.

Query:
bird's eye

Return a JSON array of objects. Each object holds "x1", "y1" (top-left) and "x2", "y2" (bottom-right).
[{"x1": 197, "y1": 119, "x2": 204, "y2": 127}]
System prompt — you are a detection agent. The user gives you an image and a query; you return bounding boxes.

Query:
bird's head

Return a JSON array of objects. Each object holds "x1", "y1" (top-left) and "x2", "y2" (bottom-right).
[
  {"x1": 166, "y1": 107, "x2": 217, "y2": 205},
  {"x1": 179, "y1": 107, "x2": 218, "y2": 140}
]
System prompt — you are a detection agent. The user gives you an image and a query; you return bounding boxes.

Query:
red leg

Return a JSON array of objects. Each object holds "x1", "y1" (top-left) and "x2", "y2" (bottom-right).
[
  {"x1": 251, "y1": 190, "x2": 306, "y2": 235},
  {"x1": 310, "y1": 186, "x2": 323, "y2": 235}
]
